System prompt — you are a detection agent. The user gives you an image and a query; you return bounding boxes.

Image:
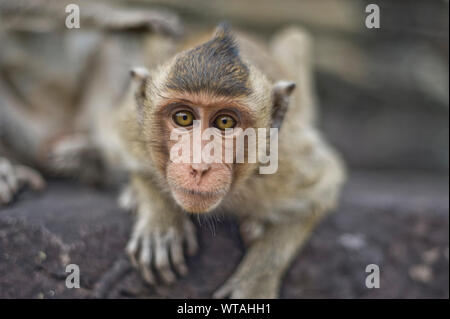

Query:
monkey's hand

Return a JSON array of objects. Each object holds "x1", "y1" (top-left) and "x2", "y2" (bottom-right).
[
  {"x1": 214, "y1": 218, "x2": 314, "y2": 299},
  {"x1": 213, "y1": 256, "x2": 281, "y2": 299},
  {"x1": 126, "y1": 202, "x2": 198, "y2": 285},
  {"x1": 0, "y1": 157, "x2": 45, "y2": 205}
]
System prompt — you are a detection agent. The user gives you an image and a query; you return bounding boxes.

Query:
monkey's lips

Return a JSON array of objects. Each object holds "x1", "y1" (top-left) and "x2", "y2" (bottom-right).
[{"x1": 171, "y1": 186, "x2": 227, "y2": 213}]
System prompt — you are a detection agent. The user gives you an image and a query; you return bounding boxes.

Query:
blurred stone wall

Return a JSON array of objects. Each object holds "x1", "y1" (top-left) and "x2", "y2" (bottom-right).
[{"x1": 125, "y1": 0, "x2": 449, "y2": 172}]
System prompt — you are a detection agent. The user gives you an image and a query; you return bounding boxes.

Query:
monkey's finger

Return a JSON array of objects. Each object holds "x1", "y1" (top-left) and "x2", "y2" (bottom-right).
[
  {"x1": 170, "y1": 235, "x2": 188, "y2": 276},
  {"x1": 154, "y1": 233, "x2": 176, "y2": 284},
  {"x1": 15, "y1": 165, "x2": 46, "y2": 190},
  {"x1": 228, "y1": 281, "x2": 259, "y2": 299},
  {"x1": 0, "y1": 180, "x2": 13, "y2": 204},
  {"x1": 183, "y1": 220, "x2": 199, "y2": 256},
  {"x1": 5, "y1": 170, "x2": 18, "y2": 194},
  {"x1": 126, "y1": 232, "x2": 140, "y2": 268},
  {"x1": 139, "y1": 234, "x2": 156, "y2": 285},
  {"x1": 0, "y1": 162, "x2": 18, "y2": 194},
  {"x1": 229, "y1": 288, "x2": 251, "y2": 299},
  {"x1": 141, "y1": 266, "x2": 156, "y2": 285},
  {"x1": 213, "y1": 281, "x2": 235, "y2": 299},
  {"x1": 0, "y1": 160, "x2": 16, "y2": 198},
  {"x1": 0, "y1": 158, "x2": 13, "y2": 174}
]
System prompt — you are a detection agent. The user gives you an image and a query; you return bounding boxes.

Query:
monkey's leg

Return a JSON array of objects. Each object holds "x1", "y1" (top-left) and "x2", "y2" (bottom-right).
[
  {"x1": 214, "y1": 212, "x2": 324, "y2": 299},
  {"x1": 125, "y1": 174, "x2": 198, "y2": 284},
  {"x1": 46, "y1": 134, "x2": 108, "y2": 185},
  {"x1": 0, "y1": 80, "x2": 47, "y2": 205},
  {"x1": 0, "y1": 74, "x2": 48, "y2": 205}
]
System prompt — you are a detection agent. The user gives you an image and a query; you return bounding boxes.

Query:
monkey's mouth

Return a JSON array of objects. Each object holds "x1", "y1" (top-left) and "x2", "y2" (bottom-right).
[{"x1": 171, "y1": 186, "x2": 227, "y2": 213}]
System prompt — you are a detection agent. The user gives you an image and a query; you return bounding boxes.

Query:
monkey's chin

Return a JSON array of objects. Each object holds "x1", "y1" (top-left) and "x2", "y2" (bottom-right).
[{"x1": 171, "y1": 188, "x2": 225, "y2": 214}]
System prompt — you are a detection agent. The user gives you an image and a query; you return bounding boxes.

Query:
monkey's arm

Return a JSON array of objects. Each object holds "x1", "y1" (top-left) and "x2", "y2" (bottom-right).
[
  {"x1": 214, "y1": 213, "x2": 322, "y2": 299},
  {"x1": 125, "y1": 173, "x2": 198, "y2": 284}
]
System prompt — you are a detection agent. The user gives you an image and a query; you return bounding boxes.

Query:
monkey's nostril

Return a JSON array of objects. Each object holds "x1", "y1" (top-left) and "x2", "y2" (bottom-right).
[
  {"x1": 191, "y1": 163, "x2": 210, "y2": 173},
  {"x1": 190, "y1": 163, "x2": 211, "y2": 184}
]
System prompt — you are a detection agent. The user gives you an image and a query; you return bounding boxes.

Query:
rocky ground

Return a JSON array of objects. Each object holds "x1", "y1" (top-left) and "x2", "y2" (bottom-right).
[{"x1": 0, "y1": 170, "x2": 448, "y2": 299}]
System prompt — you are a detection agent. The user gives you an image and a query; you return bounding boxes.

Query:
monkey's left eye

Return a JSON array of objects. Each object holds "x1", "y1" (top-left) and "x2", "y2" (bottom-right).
[
  {"x1": 173, "y1": 111, "x2": 194, "y2": 127},
  {"x1": 214, "y1": 115, "x2": 236, "y2": 130}
]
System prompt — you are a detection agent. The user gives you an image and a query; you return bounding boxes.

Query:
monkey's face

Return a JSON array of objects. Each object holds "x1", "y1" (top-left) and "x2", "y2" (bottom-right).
[
  {"x1": 133, "y1": 25, "x2": 278, "y2": 214},
  {"x1": 157, "y1": 94, "x2": 258, "y2": 213}
]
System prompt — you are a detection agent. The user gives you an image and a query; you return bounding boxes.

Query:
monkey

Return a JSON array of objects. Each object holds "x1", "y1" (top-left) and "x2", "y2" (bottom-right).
[
  {"x1": 1, "y1": 6, "x2": 344, "y2": 295},
  {"x1": 94, "y1": 23, "x2": 346, "y2": 298}
]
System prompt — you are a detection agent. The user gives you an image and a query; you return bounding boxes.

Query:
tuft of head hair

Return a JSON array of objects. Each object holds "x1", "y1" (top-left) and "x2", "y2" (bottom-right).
[
  {"x1": 166, "y1": 23, "x2": 251, "y2": 97},
  {"x1": 212, "y1": 22, "x2": 232, "y2": 40}
]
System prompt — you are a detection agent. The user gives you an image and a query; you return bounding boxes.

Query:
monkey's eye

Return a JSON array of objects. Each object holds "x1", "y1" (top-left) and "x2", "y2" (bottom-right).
[
  {"x1": 214, "y1": 115, "x2": 236, "y2": 130},
  {"x1": 173, "y1": 111, "x2": 194, "y2": 127}
]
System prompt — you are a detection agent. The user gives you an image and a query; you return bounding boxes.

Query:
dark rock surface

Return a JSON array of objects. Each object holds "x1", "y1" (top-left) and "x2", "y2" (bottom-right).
[{"x1": 0, "y1": 171, "x2": 448, "y2": 299}]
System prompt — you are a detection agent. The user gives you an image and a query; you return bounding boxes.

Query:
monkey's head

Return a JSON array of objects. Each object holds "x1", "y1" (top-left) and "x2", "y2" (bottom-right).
[{"x1": 131, "y1": 24, "x2": 295, "y2": 213}]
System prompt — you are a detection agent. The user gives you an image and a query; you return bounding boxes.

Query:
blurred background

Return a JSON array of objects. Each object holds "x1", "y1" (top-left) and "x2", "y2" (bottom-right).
[{"x1": 0, "y1": 0, "x2": 448, "y2": 298}]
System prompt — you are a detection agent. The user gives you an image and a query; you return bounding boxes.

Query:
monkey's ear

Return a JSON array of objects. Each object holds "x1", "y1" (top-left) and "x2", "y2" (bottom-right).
[
  {"x1": 271, "y1": 81, "x2": 296, "y2": 130},
  {"x1": 130, "y1": 66, "x2": 150, "y2": 101}
]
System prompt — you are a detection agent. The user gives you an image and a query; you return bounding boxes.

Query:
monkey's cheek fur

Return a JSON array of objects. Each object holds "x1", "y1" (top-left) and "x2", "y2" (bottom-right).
[{"x1": 171, "y1": 188, "x2": 225, "y2": 213}]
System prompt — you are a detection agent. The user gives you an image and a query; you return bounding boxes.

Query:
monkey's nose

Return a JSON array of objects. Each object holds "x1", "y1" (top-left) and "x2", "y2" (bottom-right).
[{"x1": 190, "y1": 163, "x2": 211, "y2": 185}]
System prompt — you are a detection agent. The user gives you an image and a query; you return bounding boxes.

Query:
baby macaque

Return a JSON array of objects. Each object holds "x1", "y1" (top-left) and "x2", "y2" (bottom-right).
[{"x1": 98, "y1": 24, "x2": 345, "y2": 298}]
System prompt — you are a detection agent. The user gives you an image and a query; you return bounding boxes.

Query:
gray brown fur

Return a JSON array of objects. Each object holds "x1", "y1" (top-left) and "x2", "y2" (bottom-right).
[{"x1": 166, "y1": 24, "x2": 251, "y2": 97}]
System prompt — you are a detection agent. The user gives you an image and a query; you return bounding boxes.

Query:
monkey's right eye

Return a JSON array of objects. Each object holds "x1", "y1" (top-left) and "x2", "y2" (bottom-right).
[{"x1": 173, "y1": 111, "x2": 194, "y2": 127}]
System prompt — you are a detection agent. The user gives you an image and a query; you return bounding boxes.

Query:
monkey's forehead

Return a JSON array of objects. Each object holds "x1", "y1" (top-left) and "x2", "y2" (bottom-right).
[{"x1": 165, "y1": 30, "x2": 252, "y2": 97}]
